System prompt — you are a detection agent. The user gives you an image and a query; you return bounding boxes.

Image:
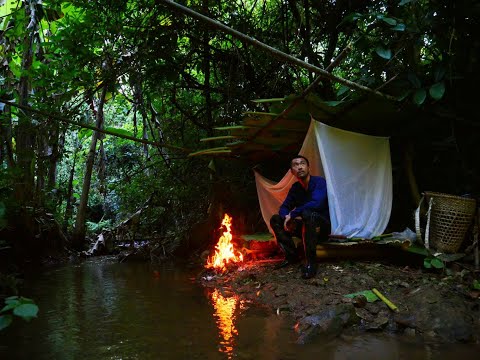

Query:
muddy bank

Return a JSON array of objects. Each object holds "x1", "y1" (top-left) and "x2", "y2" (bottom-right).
[{"x1": 199, "y1": 258, "x2": 480, "y2": 344}]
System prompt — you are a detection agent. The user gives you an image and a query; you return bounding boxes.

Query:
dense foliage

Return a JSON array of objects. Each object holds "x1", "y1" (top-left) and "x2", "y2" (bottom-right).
[{"x1": 0, "y1": 0, "x2": 478, "y2": 262}]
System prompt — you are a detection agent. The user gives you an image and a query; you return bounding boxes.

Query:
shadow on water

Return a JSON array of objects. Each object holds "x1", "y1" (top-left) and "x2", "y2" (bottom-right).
[{"x1": 0, "y1": 257, "x2": 479, "y2": 359}]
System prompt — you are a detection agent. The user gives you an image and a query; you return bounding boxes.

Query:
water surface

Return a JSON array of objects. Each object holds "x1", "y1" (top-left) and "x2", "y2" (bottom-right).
[{"x1": 0, "y1": 257, "x2": 478, "y2": 359}]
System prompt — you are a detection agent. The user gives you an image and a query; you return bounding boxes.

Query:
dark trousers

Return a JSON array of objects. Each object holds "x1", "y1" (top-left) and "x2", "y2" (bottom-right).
[{"x1": 270, "y1": 210, "x2": 331, "y2": 264}]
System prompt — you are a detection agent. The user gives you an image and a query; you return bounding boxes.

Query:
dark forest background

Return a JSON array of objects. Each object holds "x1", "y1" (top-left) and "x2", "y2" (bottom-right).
[{"x1": 0, "y1": 0, "x2": 479, "y2": 268}]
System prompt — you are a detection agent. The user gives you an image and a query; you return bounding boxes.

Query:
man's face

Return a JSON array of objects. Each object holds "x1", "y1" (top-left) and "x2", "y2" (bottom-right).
[{"x1": 290, "y1": 157, "x2": 310, "y2": 180}]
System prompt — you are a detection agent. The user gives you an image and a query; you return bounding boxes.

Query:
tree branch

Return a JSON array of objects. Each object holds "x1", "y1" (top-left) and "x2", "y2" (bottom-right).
[
  {"x1": 0, "y1": 100, "x2": 190, "y2": 153},
  {"x1": 159, "y1": 0, "x2": 397, "y2": 101}
]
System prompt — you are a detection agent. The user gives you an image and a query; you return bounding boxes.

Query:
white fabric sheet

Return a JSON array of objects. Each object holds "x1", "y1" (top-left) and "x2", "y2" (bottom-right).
[{"x1": 255, "y1": 119, "x2": 392, "y2": 238}]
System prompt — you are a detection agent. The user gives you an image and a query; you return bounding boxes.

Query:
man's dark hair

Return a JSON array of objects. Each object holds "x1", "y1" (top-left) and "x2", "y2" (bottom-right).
[{"x1": 290, "y1": 155, "x2": 309, "y2": 168}]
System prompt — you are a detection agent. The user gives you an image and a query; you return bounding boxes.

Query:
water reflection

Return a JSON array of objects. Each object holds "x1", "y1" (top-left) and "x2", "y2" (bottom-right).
[
  {"x1": 1, "y1": 259, "x2": 479, "y2": 360},
  {"x1": 208, "y1": 288, "x2": 245, "y2": 359}
]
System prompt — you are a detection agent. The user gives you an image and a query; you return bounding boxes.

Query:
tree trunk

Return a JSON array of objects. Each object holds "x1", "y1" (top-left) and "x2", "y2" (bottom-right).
[
  {"x1": 0, "y1": 105, "x2": 15, "y2": 168},
  {"x1": 35, "y1": 131, "x2": 49, "y2": 206},
  {"x1": 403, "y1": 142, "x2": 421, "y2": 206},
  {"x1": 72, "y1": 85, "x2": 108, "y2": 249},
  {"x1": 149, "y1": 103, "x2": 170, "y2": 166},
  {"x1": 133, "y1": 80, "x2": 150, "y2": 160},
  {"x1": 63, "y1": 147, "x2": 78, "y2": 233},
  {"x1": 47, "y1": 120, "x2": 64, "y2": 191},
  {"x1": 11, "y1": 1, "x2": 39, "y2": 252},
  {"x1": 15, "y1": 1, "x2": 37, "y2": 206},
  {"x1": 202, "y1": 0, "x2": 214, "y2": 136}
]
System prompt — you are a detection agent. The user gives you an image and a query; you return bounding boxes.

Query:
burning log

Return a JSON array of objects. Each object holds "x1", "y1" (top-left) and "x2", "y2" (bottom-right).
[{"x1": 205, "y1": 214, "x2": 244, "y2": 273}]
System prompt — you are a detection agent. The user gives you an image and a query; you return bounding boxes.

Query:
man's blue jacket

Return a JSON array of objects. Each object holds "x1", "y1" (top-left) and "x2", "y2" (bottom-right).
[{"x1": 279, "y1": 175, "x2": 329, "y2": 221}]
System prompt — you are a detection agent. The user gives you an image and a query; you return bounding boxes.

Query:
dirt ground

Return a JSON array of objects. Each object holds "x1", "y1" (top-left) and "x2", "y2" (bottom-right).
[{"x1": 197, "y1": 250, "x2": 480, "y2": 344}]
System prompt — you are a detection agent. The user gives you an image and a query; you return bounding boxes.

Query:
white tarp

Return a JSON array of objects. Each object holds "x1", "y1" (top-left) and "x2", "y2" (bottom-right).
[{"x1": 255, "y1": 118, "x2": 392, "y2": 238}]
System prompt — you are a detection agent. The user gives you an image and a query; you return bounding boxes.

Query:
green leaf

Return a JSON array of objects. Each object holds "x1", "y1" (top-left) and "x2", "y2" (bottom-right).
[
  {"x1": 208, "y1": 159, "x2": 216, "y2": 172},
  {"x1": 200, "y1": 135, "x2": 238, "y2": 142},
  {"x1": 429, "y1": 82, "x2": 445, "y2": 100},
  {"x1": 44, "y1": 8, "x2": 64, "y2": 22},
  {"x1": 78, "y1": 128, "x2": 93, "y2": 140},
  {"x1": 392, "y1": 23, "x2": 406, "y2": 31},
  {"x1": 8, "y1": 59, "x2": 21, "y2": 78},
  {"x1": 396, "y1": 89, "x2": 412, "y2": 101},
  {"x1": 473, "y1": 280, "x2": 480, "y2": 290},
  {"x1": 13, "y1": 303, "x2": 39, "y2": 321},
  {"x1": 338, "y1": 12, "x2": 362, "y2": 27},
  {"x1": 423, "y1": 258, "x2": 432, "y2": 268},
  {"x1": 406, "y1": 245, "x2": 429, "y2": 256},
  {"x1": 73, "y1": 193, "x2": 80, "y2": 199},
  {"x1": 104, "y1": 127, "x2": 134, "y2": 137},
  {"x1": 0, "y1": 315, "x2": 13, "y2": 331},
  {"x1": 323, "y1": 101, "x2": 343, "y2": 107},
  {"x1": 375, "y1": 47, "x2": 392, "y2": 60},
  {"x1": 336, "y1": 85, "x2": 350, "y2": 97},
  {"x1": 399, "y1": 0, "x2": 414, "y2": 5},
  {"x1": 18, "y1": 297, "x2": 34, "y2": 304},
  {"x1": 5, "y1": 297, "x2": 19, "y2": 305},
  {"x1": 407, "y1": 73, "x2": 422, "y2": 88},
  {"x1": 344, "y1": 290, "x2": 379, "y2": 302},
  {"x1": 1, "y1": 303, "x2": 17, "y2": 313},
  {"x1": 251, "y1": 98, "x2": 285, "y2": 103},
  {"x1": 434, "y1": 66, "x2": 446, "y2": 82},
  {"x1": 431, "y1": 258, "x2": 444, "y2": 269},
  {"x1": 413, "y1": 89, "x2": 426, "y2": 105},
  {"x1": 0, "y1": 201, "x2": 5, "y2": 218},
  {"x1": 382, "y1": 17, "x2": 397, "y2": 26}
]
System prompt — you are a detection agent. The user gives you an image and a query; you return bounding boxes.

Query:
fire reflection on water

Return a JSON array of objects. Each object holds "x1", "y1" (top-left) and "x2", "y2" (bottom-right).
[{"x1": 208, "y1": 289, "x2": 245, "y2": 359}]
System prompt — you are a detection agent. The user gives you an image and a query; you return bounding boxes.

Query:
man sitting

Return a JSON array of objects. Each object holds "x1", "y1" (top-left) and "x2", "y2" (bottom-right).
[{"x1": 270, "y1": 155, "x2": 330, "y2": 279}]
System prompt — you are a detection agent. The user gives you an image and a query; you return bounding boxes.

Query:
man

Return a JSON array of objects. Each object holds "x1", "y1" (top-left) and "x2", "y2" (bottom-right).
[{"x1": 270, "y1": 155, "x2": 330, "y2": 279}]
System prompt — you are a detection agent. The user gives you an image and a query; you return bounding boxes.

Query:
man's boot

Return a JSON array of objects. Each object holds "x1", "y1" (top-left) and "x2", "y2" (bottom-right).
[{"x1": 301, "y1": 263, "x2": 317, "y2": 279}]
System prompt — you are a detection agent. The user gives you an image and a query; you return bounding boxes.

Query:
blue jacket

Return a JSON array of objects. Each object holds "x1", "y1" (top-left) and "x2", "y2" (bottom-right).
[{"x1": 279, "y1": 175, "x2": 329, "y2": 220}]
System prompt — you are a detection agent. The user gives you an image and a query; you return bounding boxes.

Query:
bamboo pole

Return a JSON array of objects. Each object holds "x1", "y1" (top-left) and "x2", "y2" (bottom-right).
[
  {"x1": 247, "y1": 43, "x2": 353, "y2": 143},
  {"x1": 159, "y1": 0, "x2": 396, "y2": 101},
  {"x1": 372, "y1": 288, "x2": 399, "y2": 312}
]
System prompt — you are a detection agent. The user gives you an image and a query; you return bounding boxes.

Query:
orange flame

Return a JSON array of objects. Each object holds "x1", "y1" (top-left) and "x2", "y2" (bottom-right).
[{"x1": 205, "y1": 213, "x2": 243, "y2": 272}]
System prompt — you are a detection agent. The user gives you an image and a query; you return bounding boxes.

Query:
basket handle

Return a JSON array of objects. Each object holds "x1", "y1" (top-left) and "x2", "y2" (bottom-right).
[
  {"x1": 414, "y1": 196, "x2": 424, "y2": 245},
  {"x1": 415, "y1": 195, "x2": 434, "y2": 249}
]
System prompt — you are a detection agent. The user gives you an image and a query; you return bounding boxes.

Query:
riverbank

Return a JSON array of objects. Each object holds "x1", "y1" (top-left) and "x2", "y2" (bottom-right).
[{"x1": 198, "y1": 255, "x2": 480, "y2": 344}]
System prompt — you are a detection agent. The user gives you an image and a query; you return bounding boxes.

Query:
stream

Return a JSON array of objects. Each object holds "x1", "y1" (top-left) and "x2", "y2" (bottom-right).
[{"x1": 0, "y1": 257, "x2": 479, "y2": 359}]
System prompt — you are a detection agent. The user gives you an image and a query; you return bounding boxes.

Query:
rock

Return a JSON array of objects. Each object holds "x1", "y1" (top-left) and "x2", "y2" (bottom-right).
[
  {"x1": 355, "y1": 308, "x2": 374, "y2": 322},
  {"x1": 310, "y1": 278, "x2": 327, "y2": 287},
  {"x1": 404, "y1": 327, "x2": 416, "y2": 337},
  {"x1": 408, "y1": 287, "x2": 476, "y2": 343},
  {"x1": 264, "y1": 283, "x2": 277, "y2": 291},
  {"x1": 274, "y1": 287, "x2": 288, "y2": 297},
  {"x1": 394, "y1": 313, "x2": 416, "y2": 328},
  {"x1": 365, "y1": 314, "x2": 389, "y2": 331},
  {"x1": 352, "y1": 295, "x2": 367, "y2": 308},
  {"x1": 364, "y1": 301, "x2": 381, "y2": 315},
  {"x1": 295, "y1": 304, "x2": 359, "y2": 344}
]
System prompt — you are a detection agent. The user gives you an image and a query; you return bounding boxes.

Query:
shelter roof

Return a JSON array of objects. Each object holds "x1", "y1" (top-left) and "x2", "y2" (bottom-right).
[{"x1": 189, "y1": 93, "x2": 419, "y2": 162}]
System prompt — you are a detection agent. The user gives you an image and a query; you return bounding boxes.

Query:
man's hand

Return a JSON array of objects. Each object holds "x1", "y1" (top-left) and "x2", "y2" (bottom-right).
[
  {"x1": 284, "y1": 214, "x2": 293, "y2": 231},
  {"x1": 284, "y1": 214, "x2": 302, "y2": 232}
]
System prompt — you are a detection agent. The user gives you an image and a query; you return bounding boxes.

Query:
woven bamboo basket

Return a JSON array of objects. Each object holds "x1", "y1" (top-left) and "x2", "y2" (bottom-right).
[{"x1": 424, "y1": 191, "x2": 477, "y2": 253}]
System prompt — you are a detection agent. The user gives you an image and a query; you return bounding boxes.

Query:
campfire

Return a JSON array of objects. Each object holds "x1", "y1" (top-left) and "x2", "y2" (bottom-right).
[{"x1": 205, "y1": 213, "x2": 244, "y2": 272}]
